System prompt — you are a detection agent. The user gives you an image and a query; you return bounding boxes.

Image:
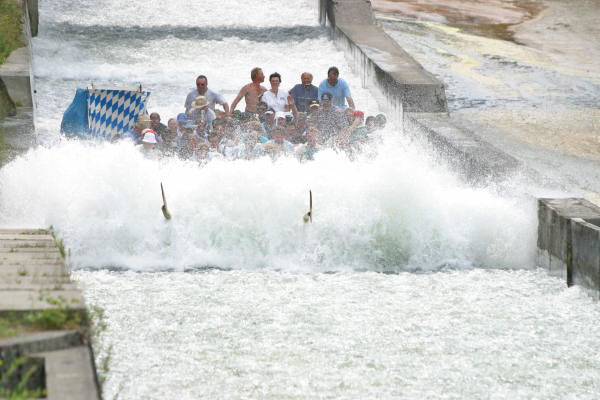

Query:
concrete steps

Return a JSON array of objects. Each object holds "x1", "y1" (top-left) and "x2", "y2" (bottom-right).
[{"x1": 0, "y1": 229, "x2": 101, "y2": 398}]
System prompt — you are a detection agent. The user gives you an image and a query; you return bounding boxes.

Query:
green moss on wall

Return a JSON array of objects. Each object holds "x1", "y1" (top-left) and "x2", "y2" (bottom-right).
[{"x1": 0, "y1": 0, "x2": 24, "y2": 65}]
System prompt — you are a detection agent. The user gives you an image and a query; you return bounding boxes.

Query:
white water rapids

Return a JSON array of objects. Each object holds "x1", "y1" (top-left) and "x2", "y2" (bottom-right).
[{"x1": 1, "y1": 0, "x2": 599, "y2": 398}]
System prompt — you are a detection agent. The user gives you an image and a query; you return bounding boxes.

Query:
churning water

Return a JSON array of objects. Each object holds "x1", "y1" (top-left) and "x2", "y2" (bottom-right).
[{"x1": 1, "y1": 0, "x2": 599, "y2": 398}]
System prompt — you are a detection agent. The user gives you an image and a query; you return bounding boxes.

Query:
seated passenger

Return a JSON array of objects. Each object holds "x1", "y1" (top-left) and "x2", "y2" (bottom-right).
[
  {"x1": 289, "y1": 72, "x2": 318, "y2": 112},
  {"x1": 375, "y1": 114, "x2": 387, "y2": 130},
  {"x1": 176, "y1": 113, "x2": 187, "y2": 134},
  {"x1": 256, "y1": 101, "x2": 268, "y2": 122},
  {"x1": 206, "y1": 132, "x2": 224, "y2": 160},
  {"x1": 318, "y1": 66, "x2": 355, "y2": 109},
  {"x1": 150, "y1": 112, "x2": 168, "y2": 137},
  {"x1": 266, "y1": 127, "x2": 295, "y2": 155},
  {"x1": 314, "y1": 92, "x2": 348, "y2": 145},
  {"x1": 194, "y1": 142, "x2": 211, "y2": 163},
  {"x1": 262, "y1": 109, "x2": 276, "y2": 138},
  {"x1": 365, "y1": 116, "x2": 377, "y2": 133},
  {"x1": 307, "y1": 100, "x2": 320, "y2": 115},
  {"x1": 188, "y1": 95, "x2": 216, "y2": 130},
  {"x1": 261, "y1": 72, "x2": 290, "y2": 113},
  {"x1": 343, "y1": 107, "x2": 355, "y2": 125},
  {"x1": 177, "y1": 122, "x2": 198, "y2": 159},
  {"x1": 296, "y1": 126, "x2": 320, "y2": 161},
  {"x1": 126, "y1": 114, "x2": 151, "y2": 143},
  {"x1": 159, "y1": 118, "x2": 180, "y2": 155},
  {"x1": 140, "y1": 129, "x2": 158, "y2": 153}
]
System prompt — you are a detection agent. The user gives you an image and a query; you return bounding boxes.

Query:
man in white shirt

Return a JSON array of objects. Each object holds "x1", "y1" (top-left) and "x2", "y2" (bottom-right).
[{"x1": 261, "y1": 72, "x2": 290, "y2": 113}]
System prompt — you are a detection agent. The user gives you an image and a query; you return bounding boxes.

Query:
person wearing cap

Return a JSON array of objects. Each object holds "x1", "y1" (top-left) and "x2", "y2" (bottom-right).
[
  {"x1": 140, "y1": 129, "x2": 158, "y2": 152},
  {"x1": 262, "y1": 108, "x2": 276, "y2": 138},
  {"x1": 318, "y1": 66, "x2": 355, "y2": 109},
  {"x1": 176, "y1": 113, "x2": 187, "y2": 133},
  {"x1": 307, "y1": 100, "x2": 320, "y2": 115},
  {"x1": 261, "y1": 72, "x2": 289, "y2": 113},
  {"x1": 231, "y1": 67, "x2": 268, "y2": 114},
  {"x1": 184, "y1": 75, "x2": 229, "y2": 114},
  {"x1": 188, "y1": 95, "x2": 216, "y2": 134},
  {"x1": 288, "y1": 72, "x2": 319, "y2": 113},
  {"x1": 315, "y1": 91, "x2": 348, "y2": 145}
]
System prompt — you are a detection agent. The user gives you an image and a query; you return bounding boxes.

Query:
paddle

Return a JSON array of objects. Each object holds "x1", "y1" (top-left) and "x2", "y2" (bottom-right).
[
  {"x1": 303, "y1": 190, "x2": 312, "y2": 223},
  {"x1": 161, "y1": 182, "x2": 172, "y2": 220}
]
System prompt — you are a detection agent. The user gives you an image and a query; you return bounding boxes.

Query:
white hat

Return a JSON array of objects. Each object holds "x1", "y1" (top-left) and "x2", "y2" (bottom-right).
[{"x1": 142, "y1": 130, "x2": 157, "y2": 144}]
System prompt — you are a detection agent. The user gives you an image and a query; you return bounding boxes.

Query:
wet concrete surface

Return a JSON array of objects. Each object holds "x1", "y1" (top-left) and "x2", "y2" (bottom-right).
[
  {"x1": 0, "y1": 108, "x2": 36, "y2": 167},
  {"x1": 375, "y1": 0, "x2": 600, "y2": 194}
]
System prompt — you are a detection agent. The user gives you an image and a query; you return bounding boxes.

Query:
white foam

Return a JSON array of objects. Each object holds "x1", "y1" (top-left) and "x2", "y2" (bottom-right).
[{"x1": 0, "y1": 135, "x2": 536, "y2": 271}]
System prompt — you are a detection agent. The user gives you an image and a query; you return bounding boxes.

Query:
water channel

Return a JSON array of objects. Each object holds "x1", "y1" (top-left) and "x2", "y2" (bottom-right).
[{"x1": 1, "y1": 0, "x2": 600, "y2": 398}]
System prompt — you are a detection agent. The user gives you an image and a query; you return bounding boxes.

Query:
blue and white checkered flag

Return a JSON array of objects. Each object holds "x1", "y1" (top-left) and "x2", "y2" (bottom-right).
[{"x1": 87, "y1": 89, "x2": 151, "y2": 139}]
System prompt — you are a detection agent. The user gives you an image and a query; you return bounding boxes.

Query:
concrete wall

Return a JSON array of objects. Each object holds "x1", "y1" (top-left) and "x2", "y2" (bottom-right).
[
  {"x1": 571, "y1": 218, "x2": 600, "y2": 299},
  {"x1": 537, "y1": 198, "x2": 600, "y2": 296},
  {"x1": 319, "y1": 0, "x2": 447, "y2": 113},
  {"x1": 0, "y1": 0, "x2": 37, "y2": 118},
  {"x1": 319, "y1": 0, "x2": 520, "y2": 184}
]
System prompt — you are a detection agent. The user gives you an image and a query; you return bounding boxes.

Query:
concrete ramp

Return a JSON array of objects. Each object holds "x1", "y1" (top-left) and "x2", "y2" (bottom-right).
[{"x1": 320, "y1": 0, "x2": 447, "y2": 112}]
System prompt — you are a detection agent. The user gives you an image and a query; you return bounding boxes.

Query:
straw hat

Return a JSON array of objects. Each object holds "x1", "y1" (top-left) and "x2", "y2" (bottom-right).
[
  {"x1": 136, "y1": 114, "x2": 151, "y2": 129},
  {"x1": 191, "y1": 96, "x2": 209, "y2": 109}
]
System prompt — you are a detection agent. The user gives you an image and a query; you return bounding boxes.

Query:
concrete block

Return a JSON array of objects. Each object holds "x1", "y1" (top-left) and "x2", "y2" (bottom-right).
[
  {"x1": 0, "y1": 330, "x2": 83, "y2": 354},
  {"x1": 0, "y1": 47, "x2": 32, "y2": 107},
  {"x1": 0, "y1": 289, "x2": 85, "y2": 311},
  {"x1": 34, "y1": 346, "x2": 101, "y2": 400},
  {"x1": 537, "y1": 198, "x2": 600, "y2": 286},
  {"x1": 571, "y1": 218, "x2": 600, "y2": 299}
]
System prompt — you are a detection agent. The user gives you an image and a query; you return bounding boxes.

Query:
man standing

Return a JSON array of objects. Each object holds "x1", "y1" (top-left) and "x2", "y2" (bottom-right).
[
  {"x1": 184, "y1": 75, "x2": 229, "y2": 114},
  {"x1": 318, "y1": 66, "x2": 355, "y2": 109},
  {"x1": 289, "y1": 72, "x2": 318, "y2": 112},
  {"x1": 230, "y1": 67, "x2": 268, "y2": 114},
  {"x1": 261, "y1": 72, "x2": 289, "y2": 113}
]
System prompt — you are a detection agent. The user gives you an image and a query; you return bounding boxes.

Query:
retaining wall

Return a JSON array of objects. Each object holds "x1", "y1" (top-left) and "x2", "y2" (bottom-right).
[
  {"x1": 319, "y1": 0, "x2": 447, "y2": 113},
  {"x1": 319, "y1": 0, "x2": 520, "y2": 183},
  {"x1": 0, "y1": 0, "x2": 37, "y2": 118},
  {"x1": 537, "y1": 198, "x2": 600, "y2": 297}
]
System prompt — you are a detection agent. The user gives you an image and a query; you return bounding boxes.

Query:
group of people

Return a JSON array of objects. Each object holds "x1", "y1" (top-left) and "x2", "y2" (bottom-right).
[{"x1": 126, "y1": 66, "x2": 387, "y2": 162}]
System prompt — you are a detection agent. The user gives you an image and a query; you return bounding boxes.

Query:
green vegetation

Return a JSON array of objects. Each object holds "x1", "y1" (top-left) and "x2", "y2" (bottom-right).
[
  {"x1": 88, "y1": 305, "x2": 112, "y2": 389},
  {"x1": 48, "y1": 226, "x2": 67, "y2": 259},
  {"x1": 0, "y1": 357, "x2": 46, "y2": 399},
  {"x1": 0, "y1": 0, "x2": 23, "y2": 65},
  {"x1": 0, "y1": 296, "x2": 85, "y2": 338}
]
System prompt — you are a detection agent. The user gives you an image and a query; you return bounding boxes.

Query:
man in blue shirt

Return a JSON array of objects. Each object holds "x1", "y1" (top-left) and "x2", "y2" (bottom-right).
[
  {"x1": 318, "y1": 66, "x2": 355, "y2": 109},
  {"x1": 289, "y1": 72, "x2": 319, "y2": 112}
]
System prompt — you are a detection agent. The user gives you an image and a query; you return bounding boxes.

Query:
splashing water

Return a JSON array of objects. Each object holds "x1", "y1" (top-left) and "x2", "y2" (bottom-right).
[{"x1": 0, "y1": 133, "x2": 535, "y2": 272}]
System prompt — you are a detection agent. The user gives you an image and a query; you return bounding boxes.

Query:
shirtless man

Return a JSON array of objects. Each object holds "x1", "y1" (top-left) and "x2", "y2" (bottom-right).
[{"x1": 230, "y1": 67, "x2": 267, "y2": 114}]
